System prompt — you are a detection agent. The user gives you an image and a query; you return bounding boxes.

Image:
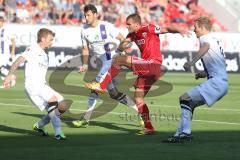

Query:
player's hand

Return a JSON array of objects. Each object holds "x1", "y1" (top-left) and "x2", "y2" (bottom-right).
[
  {"x1": 3, "y1": 75, "x2": 12, "y2": 85},
  {"x1": 3, "y1": 74, "x2": 16, "y2": 89},
  {"x1": 195, "y1": 71, "x2": 207, "y2": 80},
  {"x1": 116, "y1": 48, "x2": 125, "y2": 55},
  {"x1": 183, "y1": 62, "x2": 192, "y2": 71},
  {"x1": 78, "y1": 64, "x2": 88, "y2": 73}
]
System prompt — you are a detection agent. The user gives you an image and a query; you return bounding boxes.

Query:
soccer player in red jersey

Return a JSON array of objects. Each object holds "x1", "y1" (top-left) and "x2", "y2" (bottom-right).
[{"x1": 85, "y1": 13, "x2": 188, "y2": 134}]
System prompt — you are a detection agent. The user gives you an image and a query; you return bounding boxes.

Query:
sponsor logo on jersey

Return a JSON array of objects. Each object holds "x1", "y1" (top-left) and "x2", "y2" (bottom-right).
[
  {"x1": 94, "y1": 34, "x2": 99, "y2": 40},
  {"x1": 142, "y1": 32, "x2": 147, "y2": 38},
  {"x1": 137, "y1": 39, "x2": 145, "y2": 45}
]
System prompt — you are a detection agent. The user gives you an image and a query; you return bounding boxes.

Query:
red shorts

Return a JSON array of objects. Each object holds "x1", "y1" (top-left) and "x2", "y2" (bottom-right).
[{"x1": 131, "y1": 56, "x2": 161, "y2": 94}]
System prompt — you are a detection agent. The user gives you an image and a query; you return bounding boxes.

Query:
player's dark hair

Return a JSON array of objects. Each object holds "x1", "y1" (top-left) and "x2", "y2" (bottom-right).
[
  {"x1": 37, "y1": 28, "x2": 55, "y2": 43},
  {"x1": 195, "y1": 16, "x2": 212, "y2": 31},
  {"x1": 84, "y1": 4, "x2": 98, "y2": 13},
  {"x1": 126, "y1": 13, "x2": 141, "y2": 24}
]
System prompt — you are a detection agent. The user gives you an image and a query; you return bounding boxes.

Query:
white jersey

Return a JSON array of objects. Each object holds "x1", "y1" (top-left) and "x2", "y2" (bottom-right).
[
  {"x1": 81, "y1": 21, "x2": 120, "y2": 61},
  {"x1": 199, "y1": 33, "x2": 227, "y2": 80},
  {"x1": 21, "y1": 44, "x2": 48, "y2": 87}
]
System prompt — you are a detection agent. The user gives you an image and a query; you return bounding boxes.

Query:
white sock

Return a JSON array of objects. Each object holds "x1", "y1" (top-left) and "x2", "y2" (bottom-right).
[
  {"x1": 87, "y1": 92, "x2": 98, "y2": 109},
  {"x1": 37, "y1": 114, "x2": 50, "y2": 128},
  {"x1": 48, "y1": 109, "x2": 62, "y2": 136},
  {"x1": 84, "y1": 92, "x2": 98, "y2": 121},
  {"x1": 83, "y1": 106, "x2": 95, "y2": 122},
  {"x1": 174, "y1": 118, "x2": 183, "y2": 136},
  {"x1": 181, "y1": 104, "x2": 192, "y2": 134}
]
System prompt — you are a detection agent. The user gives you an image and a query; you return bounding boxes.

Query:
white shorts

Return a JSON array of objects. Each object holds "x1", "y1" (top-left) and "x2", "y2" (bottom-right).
[
  {"x1": 187, "y1": 78, "x2": 228, "y2": 107},
  {"x1": 25, "y1": 84, "x2": 64, "y2": 111}
]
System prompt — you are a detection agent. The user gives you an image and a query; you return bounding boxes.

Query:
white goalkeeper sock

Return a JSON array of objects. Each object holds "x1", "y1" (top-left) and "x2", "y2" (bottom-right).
[
  {"x1": 37, "y1": 114, "x2": 50, "y2": 128},
  {"x1": 84, "y1": 92, "x2": 99, "y2": 121},
  {"x1": 181, "y1": 105, "x2": 192, "y2": 134},
  {"x1": 48, "y1": 109, "x2": 62, "y2": 136}
]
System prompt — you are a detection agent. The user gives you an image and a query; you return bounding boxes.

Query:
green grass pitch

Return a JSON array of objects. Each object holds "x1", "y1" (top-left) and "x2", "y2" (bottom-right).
[{"x1": 0, "y1": 70, "x2": 239, "y2": 160}]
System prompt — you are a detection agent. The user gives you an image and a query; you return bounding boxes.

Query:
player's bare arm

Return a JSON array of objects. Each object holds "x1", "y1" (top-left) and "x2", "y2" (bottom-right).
[
  {"x1": 8, "y1": 56, "x2": 26, "y2": 75},
  {"x1": 116, "y1": 33, "x2": 127, "y2": 53},
  {"x1": 4, "y1": 56, "x2": 26, "y2": 84},
  {"x1": 10, "y1": 38, "x2": 16, "y2": 57},
  {"x1": 183, "y1": 42, "x2": 210, "y2": 71},
  {"x1": 116, "y1": 33, "x2": 125, "y2": 43},
  {"x1": 161, "y1": 25, "x2": 191, "y2": 37},
  {"x1": 117, "y1": 38, "x2": 132, "y2": 52},
  {"x1": 79, "y1": 45, "x2": 89, "y2": 72}
]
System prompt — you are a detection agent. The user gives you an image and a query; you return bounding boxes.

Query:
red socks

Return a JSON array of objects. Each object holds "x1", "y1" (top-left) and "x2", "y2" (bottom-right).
[
  {"x1": 100, "y1": 65, "x2": 120, "y2": 89},
  {"x1": 137, "y1": 102, "x2": 154, "y2": 129}
]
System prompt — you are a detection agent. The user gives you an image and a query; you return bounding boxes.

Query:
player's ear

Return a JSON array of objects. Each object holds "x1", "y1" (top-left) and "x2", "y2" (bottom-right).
[
  {"x1": 94, "y1": 13, "x2": 99, "y2": 19},
  {"x1": 41, "y1": 36, "x2": 46, "y2": 43},
  {"x1": 40, "y1": 37, "x2": 44, "y2": 42}
]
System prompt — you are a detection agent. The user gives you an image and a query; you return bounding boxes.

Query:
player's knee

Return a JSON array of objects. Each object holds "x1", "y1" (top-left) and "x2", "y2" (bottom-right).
[
  {"x1": 114, "y1": 55, "x2": 129, "y2": 65},
  {"x1": 113, "y1": 56, "x2": 121, "y2": 65},
  {"x1": 134, "y1": 97, "x2": 144, "y2": 106},
  {"x1": 46, "y1": 101, "x2": 58, "y2": 113},
  {"x1": 179, "y1": 93, "x2": 195, "y2": 111},
  {"x1": 47, "y1": 100, "x2": 68, "y2": 115},
  {"x1": 58, "y1": 101, "x2": 68, "y2": 114},
  {"x1": 179, "y1": 93, "x2": 191, "y2": 102}
]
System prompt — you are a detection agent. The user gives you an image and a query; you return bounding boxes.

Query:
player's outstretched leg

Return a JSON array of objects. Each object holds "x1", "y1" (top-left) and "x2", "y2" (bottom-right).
[{"x1": 85, "y1": 65, "x2": 121, "y2": 92}]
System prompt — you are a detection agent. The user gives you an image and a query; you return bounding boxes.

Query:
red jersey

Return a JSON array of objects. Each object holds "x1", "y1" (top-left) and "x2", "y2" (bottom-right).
[{"x1": 127, "y1": 24, "x2": 162, "y2": 62}]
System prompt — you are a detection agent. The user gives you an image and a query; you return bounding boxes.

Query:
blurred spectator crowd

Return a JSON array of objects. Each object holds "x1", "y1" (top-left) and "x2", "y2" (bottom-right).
[{"x1": 0, "y1": 0, "x2": 227, "y2": 31}]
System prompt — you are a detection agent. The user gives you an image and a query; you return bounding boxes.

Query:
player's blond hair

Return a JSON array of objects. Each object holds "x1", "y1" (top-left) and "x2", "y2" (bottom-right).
[
  {"x1": 195, "y1": 16, "x2": 212, "y2": 31},
  {"x1": 37, "y1": 28, "x2": 55, "y2": 43},
  {"x1": 126, "y1": 14, "x2": 141, "y2": 24}
]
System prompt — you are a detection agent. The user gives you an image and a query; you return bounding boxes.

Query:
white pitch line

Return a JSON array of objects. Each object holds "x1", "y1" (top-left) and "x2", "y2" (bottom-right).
[
  {"x1": 0, "y1": 98, "x2": 27, "y2": 101},
  {"x1": 193, "y1": 120, "x2": 240, "y2": 126},
  {"x1": 73, "y1": 101, "x2": 240, "y2": 112},
  {"x1": 0, "y1": 102, "x2": 240, "y2": 126},
  {"x1": 1, "y1": 98, "x2": 240, "y2": 112},
  {"x1": 0, "y1": 102, "x2": 32, "y2": 107},
  {"x1": 154, "y1": 104, "x2": 240, "y2": 112}
]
